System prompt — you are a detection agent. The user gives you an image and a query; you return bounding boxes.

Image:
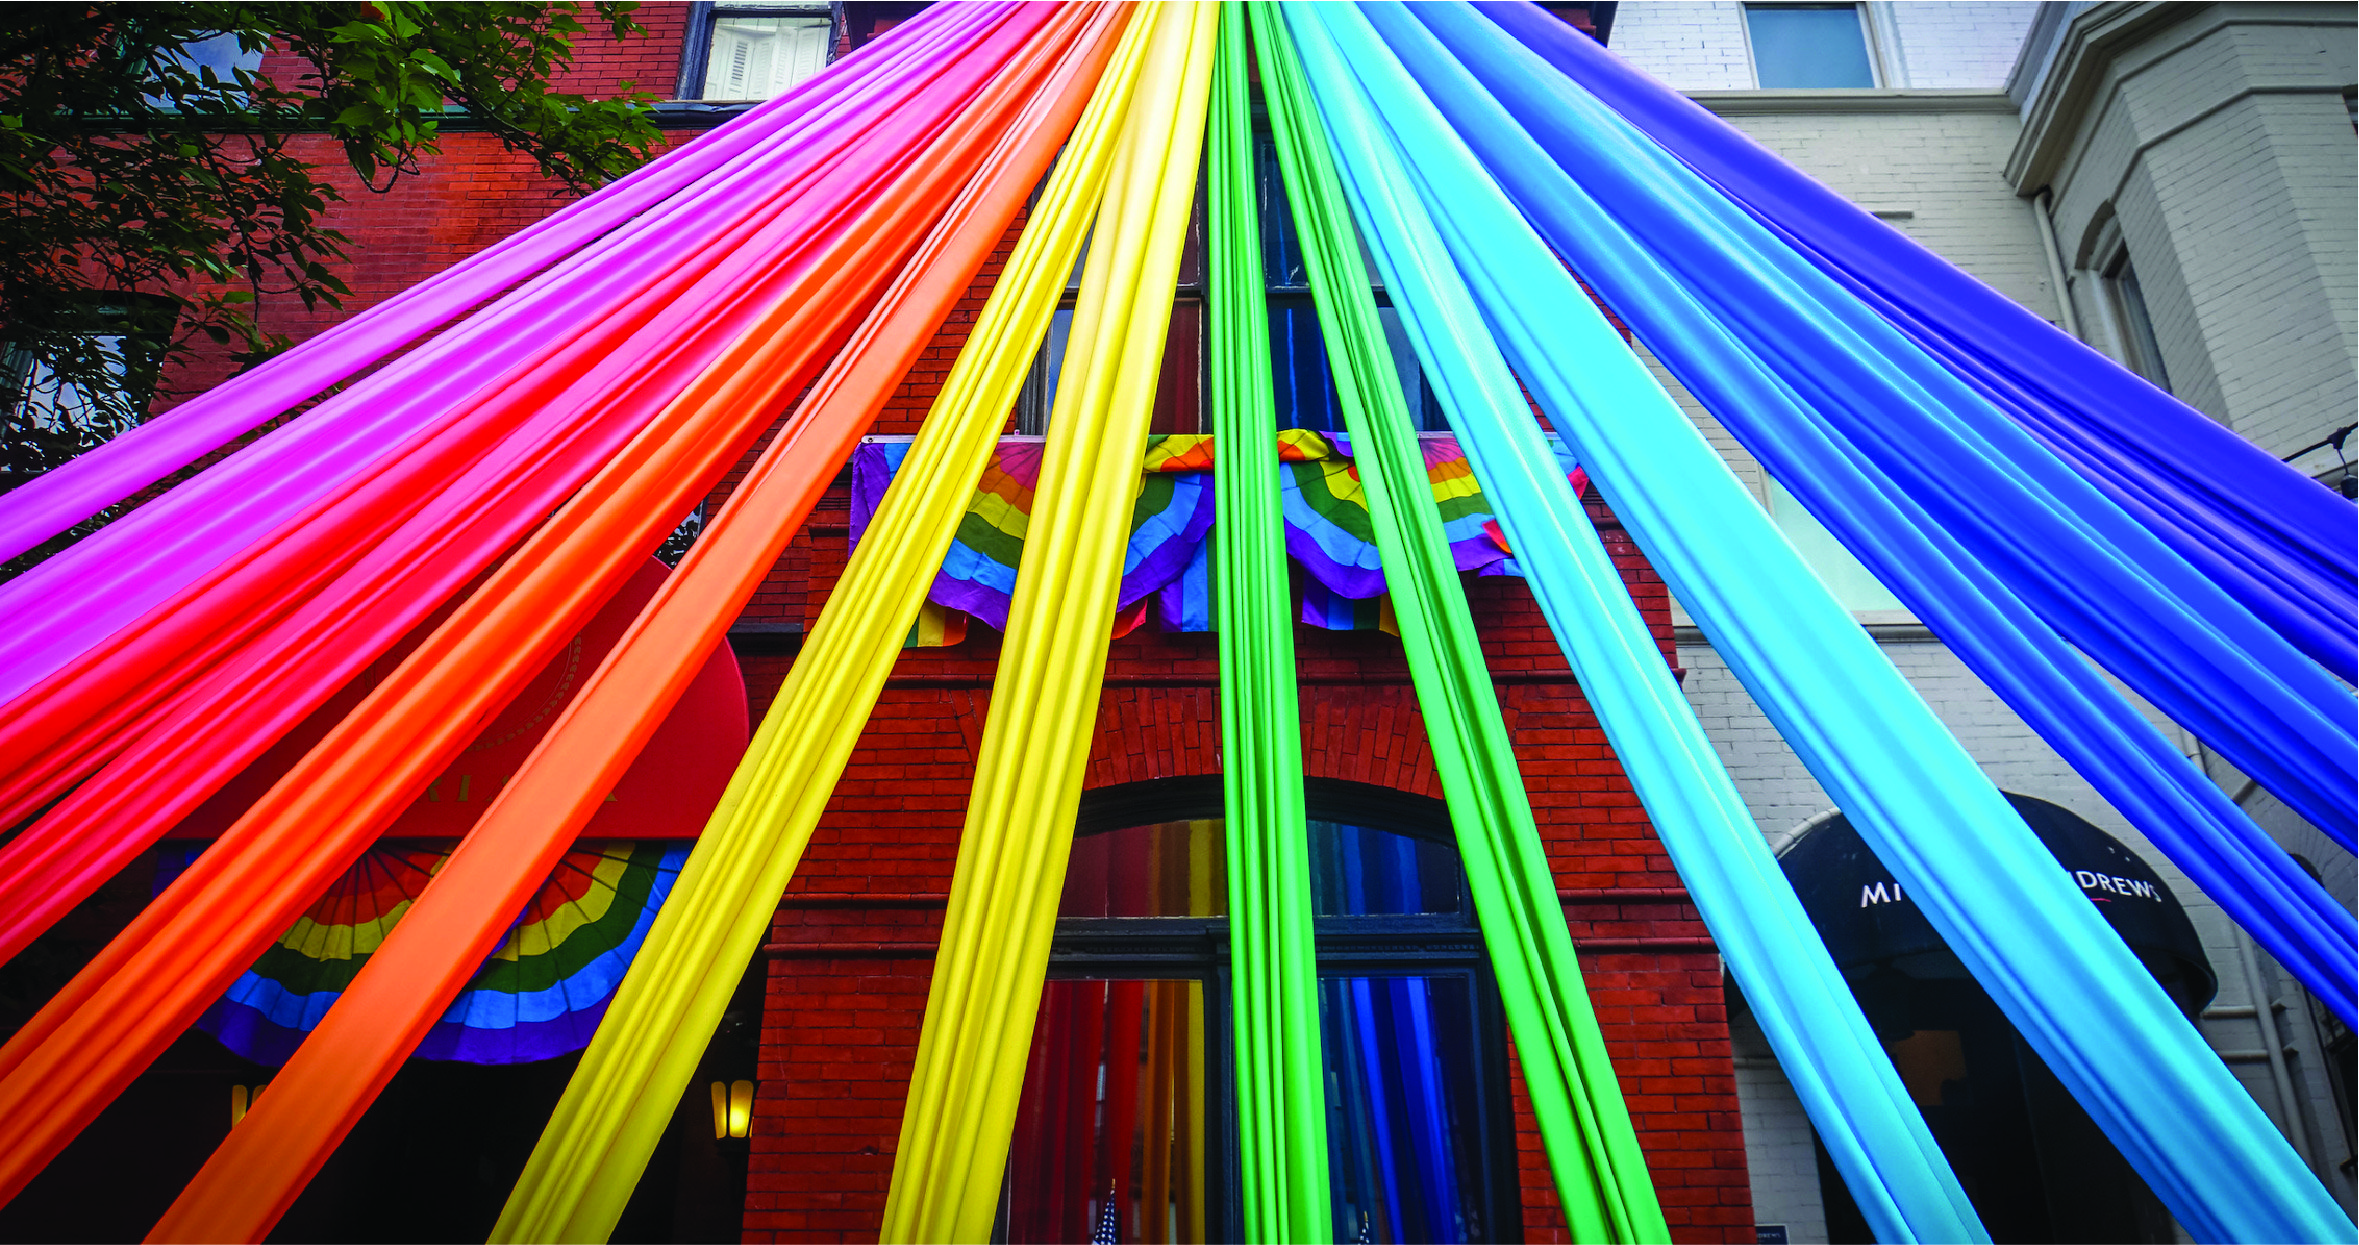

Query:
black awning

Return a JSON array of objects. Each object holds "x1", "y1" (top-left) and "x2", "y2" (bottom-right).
[{"x1": 1780, "y1": 793, "x2": 2218, "y2": 1015}]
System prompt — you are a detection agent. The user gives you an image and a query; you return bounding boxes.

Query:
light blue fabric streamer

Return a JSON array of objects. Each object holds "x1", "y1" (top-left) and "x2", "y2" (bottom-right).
[
  {"x1": 1281, "y1": 8, "x2": 1983, "y2": 1240},
  {"x1": 1404, "y1": 3, "x2": 2358, "y2": 851},
  {"x1": 1308, "y1": 5, "x2": 2351, "y2": 1241},
  {"x1": 1378, "y1": 3, "x2": 2356, "y2": 1025},
  {"x1": 1471, "y1": 0, "x2": 2355, "y2": 682}
]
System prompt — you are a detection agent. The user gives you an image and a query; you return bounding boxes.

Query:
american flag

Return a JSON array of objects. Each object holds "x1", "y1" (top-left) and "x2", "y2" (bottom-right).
[{"x1": 1090, "y1": 1183, "x2": 1121, "y2": 1245}]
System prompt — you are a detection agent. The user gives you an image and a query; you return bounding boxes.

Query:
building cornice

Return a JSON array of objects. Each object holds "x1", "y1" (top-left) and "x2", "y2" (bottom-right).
[
  {"x1": 2005, "y1": 1, "x2": 2358, "y2": 193},
  {"x1": 1683, "y1": 88, "x2": 2016, "y2": 116}
]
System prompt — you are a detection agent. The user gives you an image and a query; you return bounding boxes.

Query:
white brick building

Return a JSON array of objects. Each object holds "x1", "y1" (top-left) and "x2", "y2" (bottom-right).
[{"x1": 1598, "y1": 2, "x2": 2357, "y2": 1240}]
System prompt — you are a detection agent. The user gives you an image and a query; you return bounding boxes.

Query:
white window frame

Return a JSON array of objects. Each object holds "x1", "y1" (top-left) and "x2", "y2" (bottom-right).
[
  {"x1": 1737, "y1": 2, "x2": 1888, "y2": 91},
  {"x1": 678, "y1": 2, "x2": 836, "y2": 103}
]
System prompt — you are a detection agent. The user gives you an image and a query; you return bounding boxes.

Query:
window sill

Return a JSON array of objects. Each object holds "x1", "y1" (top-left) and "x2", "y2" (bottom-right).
[{"x1": 1685, "y1": 88, "x2": 2017, "y2": 116}]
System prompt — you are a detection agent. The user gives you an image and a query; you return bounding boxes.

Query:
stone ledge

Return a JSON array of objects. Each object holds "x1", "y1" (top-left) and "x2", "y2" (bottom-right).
[{"x1": 1684, "y1": 88, "x2": 2016, "y2": 116}]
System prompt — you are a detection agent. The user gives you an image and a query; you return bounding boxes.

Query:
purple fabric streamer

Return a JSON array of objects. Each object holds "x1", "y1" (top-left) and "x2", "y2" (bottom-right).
[
  {"x1": 0, "y1": 5, "x2": 1005, "y2": 706},
  {"x1": 1475, "y1": 0, "x2": 2357, "y2": 680},
  {"x1": 0, "y1": 0, "x2": 1000, "y2": 566}
]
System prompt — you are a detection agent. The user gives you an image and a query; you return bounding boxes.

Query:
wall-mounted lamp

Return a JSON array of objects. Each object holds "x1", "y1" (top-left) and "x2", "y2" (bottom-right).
[
  {"x1": 710, "y1": 1079, "x2": 754, "y2": 1139},
  {"x1": 229, "y1": 1081, "x2": 269, "y2": 1126}
]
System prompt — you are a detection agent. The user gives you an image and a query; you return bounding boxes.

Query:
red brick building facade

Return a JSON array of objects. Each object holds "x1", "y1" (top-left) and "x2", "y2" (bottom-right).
[{"x1": 142, "y1": 5, "x2": 1752, "y2": 1241}]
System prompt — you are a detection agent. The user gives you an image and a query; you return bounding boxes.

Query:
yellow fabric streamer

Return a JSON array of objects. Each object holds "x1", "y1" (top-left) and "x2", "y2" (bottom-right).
[
  {"x1": 878, "y1": 5, "x2": 1219, "y2": 1239},
  {"x1": 485, "y1": 11, "x2": 1160, "y2": 1242}
]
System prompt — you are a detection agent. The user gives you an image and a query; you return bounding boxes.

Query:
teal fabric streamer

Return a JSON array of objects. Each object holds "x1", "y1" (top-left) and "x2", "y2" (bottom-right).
[
  {"x1": 1382, "y1": 3, "x2": 2357, "y2": 1025},
  {"x1": 1314, "y1": 4, "x2": 2350, "y2": 1241},
  {"x1": 1400, "y1": 3, "x2": 2358, "y2": 853},
  {"x1": 1252, "y1": 7, "x2": 1668, "y2": 1238},
  {"x1": 1473, "y1": 0, "x2": 2355, "y2": 683},
  {"x1": 1279, "y1": 8, "x2": 1987, "y2": 1241}
]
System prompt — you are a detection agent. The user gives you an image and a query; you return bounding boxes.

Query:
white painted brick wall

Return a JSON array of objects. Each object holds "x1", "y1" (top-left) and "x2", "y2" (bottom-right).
[
  {"x1": 1676, "y1": 635, "x2": 2359, "y2": 1211},
  {"x1": 1728, "y1": 1002, "x2": 1832, "y2": 1243},
  {"x1": 1720, "y1": 108, "x2": 2062, "y2": 318},
  {"x1": 1883, "y1": 2, "x2": 2042, "y2": 88},
  {"x1": 1612, "y1": 1, "x2": 2041, "y2": 91},
  {"x1": 1609, "y1": 1, "x2": 1756, "y2": 90}
]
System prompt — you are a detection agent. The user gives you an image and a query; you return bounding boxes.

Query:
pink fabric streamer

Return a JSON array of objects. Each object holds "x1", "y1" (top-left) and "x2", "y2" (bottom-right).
[
  {"x1": 0, "y1": 2, "x2": 1044, "y2": 962},
  {"x1": 0, "y1": 3, "x2": 1009, "y2": 707},
  {"x1": 0, "y1": 0, "x2": 995, "y2": 565}
]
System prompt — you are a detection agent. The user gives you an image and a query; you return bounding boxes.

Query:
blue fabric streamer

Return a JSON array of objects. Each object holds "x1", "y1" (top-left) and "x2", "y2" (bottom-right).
[
  {"x1": 1310, "y1": 4, "x2": 2351, "y2": 1240},
  {"x1": 1474, "y1": 0, "x2": 2357, "y2": 684},
  {"x1": 1379, "y1": 3, "x2": 2358, "y2": 1025},
  {"x1": 1282, "y1": 8, "x2": 1984, "y2": 1240},
  {"x1": 1404, "y1": 3, "x2": 2359, "y2": 852}
]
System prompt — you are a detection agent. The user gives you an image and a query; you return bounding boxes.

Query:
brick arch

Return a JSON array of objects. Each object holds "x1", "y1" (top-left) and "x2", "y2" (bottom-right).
[{"x1": 1078, "y1": 682, "x2": 1447, "y2": 802}]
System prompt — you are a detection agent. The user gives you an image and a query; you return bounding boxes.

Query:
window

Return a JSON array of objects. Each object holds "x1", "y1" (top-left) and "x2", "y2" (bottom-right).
[
  {"x1": 1256, "y1": 135, "x2": 1450, "y2": 434},
  {"x1": 1012, "y1": 133, "x2": 1447, "y2": 440},
  {"x1": 1005, "y1": 778, "x2": 1523, "y2": 1242},
  {"x1": 148, "y1": 31, "x2": 265, "y2": 93},
  {"x1": 2103, "y1": 257, "x2": 2172, "y2": 392},
  {"x1": 1744, "y1": 4, "x2": 1878, "y2": 89},
  {"x1": 680, "y1": 3, "x2": 832, "y2": 102},
  {"x1": 3, "y1": 300, "x2": 177, "y2": 487},
  {"x1": 1013, "y1": 193, "x2": 1205, "y2": 437}
]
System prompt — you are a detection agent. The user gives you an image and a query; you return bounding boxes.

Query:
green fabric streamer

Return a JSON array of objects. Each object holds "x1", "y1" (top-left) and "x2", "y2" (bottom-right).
[
  {"x1": 1250, "y1": 8, "x2": 1670, "y2": 1241},
  {"x1": 1209, "y1": 7, "x2": 1332, "y2": 1240}
]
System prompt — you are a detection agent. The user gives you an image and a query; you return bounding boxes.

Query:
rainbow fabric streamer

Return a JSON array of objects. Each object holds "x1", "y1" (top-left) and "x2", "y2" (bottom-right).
[
  {"x1": 849, "y1": 428, "x2": 1581, "y2": 639},
  {"x1": 153, "y1": 842, "x2": 685, "y2": 1066}
]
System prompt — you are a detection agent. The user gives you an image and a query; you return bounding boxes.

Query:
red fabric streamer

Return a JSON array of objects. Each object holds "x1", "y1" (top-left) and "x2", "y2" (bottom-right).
[
  {"x1": 0, "y1": 7, "x2": 1041, "y2": 969},
  {"x1": 0, "y1": 7, "x2": 1065, "y2": 1207},
  {"x1": 143, "y1": 10, "x2": 1128, "y2": 1238}
]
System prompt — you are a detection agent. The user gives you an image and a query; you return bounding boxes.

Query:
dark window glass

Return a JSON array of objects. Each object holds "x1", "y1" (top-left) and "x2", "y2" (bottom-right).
[
  {"x1": 1061, "y1": 820, "x2": 1224, "y2": 918},
  {"x1": 2109, "y1": 259, "x2": 2173, "y2": 392},
  {"x1": 1007, "y1": 978, "x2": 1210, "y2": 1243},
  {"x1": 1745, "y1": 5, "x2": 1877, "y2": 89},
  {"x1": 1309, "y1": 821, "x2": 1463, "y2": 916},
  {"x1": 1026, "y1": 785, "x2": 1518, "y2": 1241},
  {"x1": 1254, "y1": 135, "x2": 1448, "y2": 432},
  {"x1": 1322, "y1": 974, "x2": 1497, "y2": 1243}
]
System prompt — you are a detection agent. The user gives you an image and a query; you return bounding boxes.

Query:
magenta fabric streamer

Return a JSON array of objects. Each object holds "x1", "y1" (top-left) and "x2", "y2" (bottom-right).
[
  {"x1": 0, "y1": 0, "x2": 998, "y2": 566},
  {"x1": 0, "y1": 4, "x2": 1005, "y2": 706},
  {"x1": 0, "y1": 29, "x2": 1023, "y2": 955}
]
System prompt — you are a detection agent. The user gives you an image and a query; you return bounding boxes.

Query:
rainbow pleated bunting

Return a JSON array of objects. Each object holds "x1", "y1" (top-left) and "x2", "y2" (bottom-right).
[
  {"x1": 848, "y1": 429, "x2": 1583, "y2": 640},
  {"x1": 154, "y1": 841, "x2": 686, "y2": 1065}
]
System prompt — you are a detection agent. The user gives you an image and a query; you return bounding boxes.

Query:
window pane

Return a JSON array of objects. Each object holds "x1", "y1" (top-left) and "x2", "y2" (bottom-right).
[
  {"x1": 1266, "y1": 305, "x2": 1447, "y2": 433},
  {"x1": 1015, "y1": 307, "x2": 1075, "y2": 435},
  {"x1": 12, "y1": 335, "x2": 128, "y2": 428},
  {"x1": 1153, "y1": 302, "x2": 1203, "y2": 435},
  {"x1": 1008, "y1": 979, "x2": 1209, "y2": 1243},
  {"x1": 1745, "y1": 5, "x2": 1876, "y2": 89},
  {"x1": 1309, "y1": 822, "x2": 1462, "y2": 916},
  {"x1": 1321, "y1": 974, "x2": 1495, "y2": 1243},
  {"x1": 2112, "y1": 262, "x2": 2173, "y2": 391},
  {"x1": 702, "y1": 17, "x2": 829, "y2": 100},
  {"x1": 1257, "y1": 138, "x2": 1310, "y2": 288},
  {"x1": 1269, "y1": 301, "x2": 1342, "y2": 432},
  {"x1": 1765, "y1": 477, "x2": 1906, "y2": 612},
  {"x1": 1061, "y1": 821, "x2": 1225, "y2": 918},
  {"x1": 1378, "y1": 307, "x2": 1451, "y2": 433}
]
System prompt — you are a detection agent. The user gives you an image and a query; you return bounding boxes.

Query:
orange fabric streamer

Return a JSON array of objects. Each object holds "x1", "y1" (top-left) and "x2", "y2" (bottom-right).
[
  {"x1": 144, "y1": 11, "x2": 1124, "y2": 1235},
  {"x1": 0, "y1": 6, "x2": 1069, "y2": 1208}
]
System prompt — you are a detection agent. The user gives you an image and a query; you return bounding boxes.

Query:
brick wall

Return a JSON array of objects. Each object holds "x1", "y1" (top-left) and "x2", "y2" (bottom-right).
[
  {"x1": 1676, "y1": 630, "x2": 2359, "y2": 1218},
  {"x1": 138, "y1": 9, "x2": 1759, "y2": 1241},
  {"x1": 1607, "y1": 2, "x2": 1756, "y2": 92},
  {"x1": 743, "y1": 320, "x2": 1752, "y2": 1238},
  {"x1": 1610, "y1": 0, "x2": 2039, "y2": 92},
  {"x1": 2031, "y1": 3, "x2": 2358, "y2": 461}
]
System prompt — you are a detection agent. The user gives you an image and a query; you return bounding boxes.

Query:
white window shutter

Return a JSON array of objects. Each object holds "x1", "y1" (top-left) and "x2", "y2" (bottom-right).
[
  {"x1": 766, "y1": 21, "x2": 830, "y2": 97},
  {"x1": 703, "y1": 25, "x2": 757, "y2": 99}
]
